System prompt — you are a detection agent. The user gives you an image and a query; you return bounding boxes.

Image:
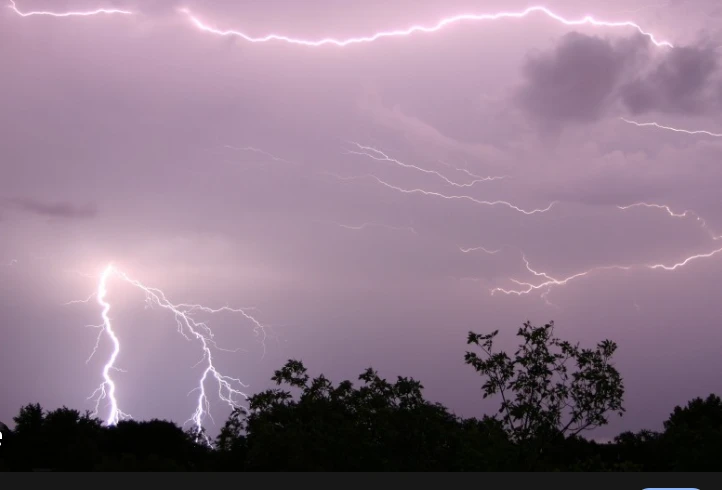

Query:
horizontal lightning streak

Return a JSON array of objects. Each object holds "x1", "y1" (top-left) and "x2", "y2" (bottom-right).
[
  {"x1": 492, "y1": 245, "x2": 722, "y2": 297},
  {"x1": 8, "y1": 0, "x2": 132, "y2": 17},
  {"x1": 222, "y1": 145, "x2": 294, "y2": 164},
  {"x1": 620, "y1": 118, "x2": 722, "y2": 137},
  {"x1": 460, "y1": 246, "x2": 501, "y2": 254},
  {"x1": 181, "y1": 5, "x2": 674, "y2": 48},
  {"x1": 438, "y1": 160, "x2": 501, "y2": 182},
  {"x1": 344, "y1": 142, "x2": 505, "y2": 188},
  {"x1": 326, "y1": 172, "x2": 556, "y2": 215},
  {"x1": 618, "y1": 202, "x2": 721, "y2": 240},
  {"x1": 338, "y1": 222, "x2": 417, "y2": 234}
]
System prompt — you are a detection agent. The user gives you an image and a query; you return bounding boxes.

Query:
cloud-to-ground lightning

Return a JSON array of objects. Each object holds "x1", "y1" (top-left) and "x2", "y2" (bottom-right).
[
  {"x1": 181, "y1": 5, "x2": 674, "y2": 48},
  {"x1": 618, "y1": 202, "x2": 722, "y2": 240},
  {"x1": 620, "y1": 118, "x2": 722, "y2": 137},
  {"x1": 324, "y1": 171, "x2": 556, "y2": 215},
  {"x1": 86, "y1": 265, "x2": 130, "y2": 426},
  {"x1": 8, "y1": 0, "x2": 132, "y2": 17},
  {"x1": 343, "y1": 142, "x2": 505, "y2": 188},
  {"x1": 67, "y1": 264, "x2": 269, "y2": 444}
]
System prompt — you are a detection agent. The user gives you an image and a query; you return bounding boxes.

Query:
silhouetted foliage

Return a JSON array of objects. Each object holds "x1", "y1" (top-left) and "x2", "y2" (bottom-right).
[
  {"x1": 464, "y1": 321, "x2": 624, "y2": 468},
  {"x1": 225, "y1": 359, "x2": 512, "y2": 470},
  {"x1": 1, "y1": 320, "x2": 720, "y2": 471}
]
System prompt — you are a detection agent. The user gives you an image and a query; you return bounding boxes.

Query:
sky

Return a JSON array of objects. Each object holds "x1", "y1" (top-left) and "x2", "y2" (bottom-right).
[{"x1": 1, "y1": 0, "x2": 721, "y2": 441}]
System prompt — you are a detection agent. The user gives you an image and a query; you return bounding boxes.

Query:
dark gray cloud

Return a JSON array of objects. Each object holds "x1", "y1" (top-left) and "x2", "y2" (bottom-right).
[
  {"x1": 620, "y1": 44, "x2": 721, "y2": 115},
  {"x1": 516, "y1": 33, "x2": 644, "y2": 126},
  {"x1": 517, "y1": 32, "x2": 722, "y2": 122},
  {"x1": 2, "y1": 197, "x2": 97, "y2": 219}
]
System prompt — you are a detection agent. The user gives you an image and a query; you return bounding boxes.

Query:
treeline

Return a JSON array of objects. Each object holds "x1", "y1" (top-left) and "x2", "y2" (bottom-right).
[{"x1": 1, "y1": 321, "x2": 720, "y2": 471}]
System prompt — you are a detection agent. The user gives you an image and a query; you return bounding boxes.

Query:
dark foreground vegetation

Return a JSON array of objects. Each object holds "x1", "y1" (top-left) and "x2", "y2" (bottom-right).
[{"x1": 1, "y1": 321, "x2": 720, "y2": 471}]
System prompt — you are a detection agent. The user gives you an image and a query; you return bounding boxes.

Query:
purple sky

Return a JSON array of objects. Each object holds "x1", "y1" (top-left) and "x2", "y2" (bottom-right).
[{"x1": 1, "y1": 0, "x2": 722, "y2": 440}]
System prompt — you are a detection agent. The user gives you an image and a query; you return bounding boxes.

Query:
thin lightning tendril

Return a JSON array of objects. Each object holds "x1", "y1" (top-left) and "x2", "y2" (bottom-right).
[
  {"x1": 8, "y1": 0, "x2": 132, "y2": 17},
  {"x1": 326, "y1": 172, "x2": 557, "y2": 215},
  {"x1": 491, "y1": 245, "x2": 722, "y2": 299},
  {"x1": 338, "y1": 222, "x2": 417, "y2": 234},
  {"x1": 620, "y1": 118, "x2": 722, "y2": 137},
  {"x1": 483, "y1": 202, "x2": 722, "y2": 299},
  {"x1": 618, "y1": 202, "x2": 722, "y2": 240},
  {"x1": 222, "y1": 145, "x2": 294, "y2": 164},
  {"x1": 460, "y1": 246, "x2": 501, "y2": 254},
  {"x1": 343, "y1": 142, "x2": 506, "y2": 188}
]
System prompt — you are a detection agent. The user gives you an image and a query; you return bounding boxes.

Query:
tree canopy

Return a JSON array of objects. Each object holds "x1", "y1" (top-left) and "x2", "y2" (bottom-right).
[{"x1": 1, "y1": 320, "x2": 719, "y2": 471}]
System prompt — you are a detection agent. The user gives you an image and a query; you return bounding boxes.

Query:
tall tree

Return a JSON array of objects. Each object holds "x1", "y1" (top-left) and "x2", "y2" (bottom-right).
[{"x1": 464, "y1": 320, "x2": 625, "y2": 463}]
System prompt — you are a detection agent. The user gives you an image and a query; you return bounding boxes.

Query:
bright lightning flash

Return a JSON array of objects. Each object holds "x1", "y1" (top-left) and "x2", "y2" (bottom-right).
[
  {"x1": 620, "y1": 118, "x2": 722, "y2": 137},
  {"x1": 70, "y1": 264, "x2": 268, "y2": 444},
  {"x1": 8, "y1": 0, "x2": 132, "y2": 17},
  {"x1": 491, "y1": 245, "x2": 722, "y2": 299},
  {"x1": 181, "y1": 5, "x2": 673, "y2": 48}
]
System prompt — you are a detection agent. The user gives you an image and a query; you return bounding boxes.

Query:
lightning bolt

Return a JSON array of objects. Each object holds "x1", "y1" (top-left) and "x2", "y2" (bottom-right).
[
  {"x1": 8, "y1": 0, "x2": 132, "y2": 17},
  {"x1": 325, "y1": 172, "x2": 556, "y2": 215},
  {"x1": 86, "y1": 265, "x2": 130, "y2": 427},
  {"x1": 337, "y1": 222, "x2": 418, "y2": 234},
  {"x1": 343, "y1": 142, "x2": 506, "y2": 188},
  {"x1": 491, "y1": 245, "x2": 722, "y2": 298},
  {"x1": 620, "y1": 118, "x2": 722, "y2": 137},
  {"x1": 618, "y1": 202, "x2": 722, "y2": 240},
  {"x1": 222, "y1": 145, "x2": 294, "y2": 165},
  {"x1": 460, "y1": 246, "x2": 501, "y2": 254},
  {"x1": 68, "y1": 264, "x2": 269, "y2": 444},
  {"x1": 181, "y1": 5, "x2": 674, "y2": 48},
  {"x1": 437, "y1": 159, "x2": 503, "y2": 183}
]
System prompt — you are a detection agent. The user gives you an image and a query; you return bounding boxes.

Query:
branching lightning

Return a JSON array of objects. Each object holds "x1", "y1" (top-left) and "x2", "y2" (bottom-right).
[
  {"x1": 620, "y1": 118, "x2": 722, "y2": 137},
  {"x1": 325, "y1": 171, "x2": 556, "y2": 215},
  {"x1": 86, "y1": 265, "x2": 130, "y2": 426},
  {"x1": 482, "y1": 201, "x2": 722, "y2": 300},
  {"x1": 343, "y1": 142, "x2": 506, "y2": 188},
  {"x1": 618, "y1": 202, "x2": 722, "y2": 240},
  {"x1": 438, "y1": 159, "x2": 503, "y2": 183},
  {"x1": 181, "y1": 5, "x2": 674, "y2": 48},
  {"x1": 491, "y1": 245, "x2": 722, "y2": 299},
  {"x1": 8, "y1": 0, "x2": 132, "y2": 17},
  {"x1": 67, "y1": 264, "x2": 269, "y2": 444},
  {"x1": 9, "y1": 1, "x2": 673, "y2": 50}
]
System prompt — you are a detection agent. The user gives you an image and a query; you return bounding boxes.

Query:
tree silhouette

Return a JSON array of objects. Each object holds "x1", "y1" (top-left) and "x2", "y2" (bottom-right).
[
  {"x1": 464, "y1": 321, "x2": 625, "y2": 466},
  {"x1": 658, "y1": 394, "x2": 722, "y2": 470},
  {"x1": 4, "y1": 321, "x2": 722, "y2": 472},
  {"x1": 216, "y1": 359, "x2": 513, "y2": 470},
  {"x1": 9, "y1": 404, "x2": 103, "y2": 470}
]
